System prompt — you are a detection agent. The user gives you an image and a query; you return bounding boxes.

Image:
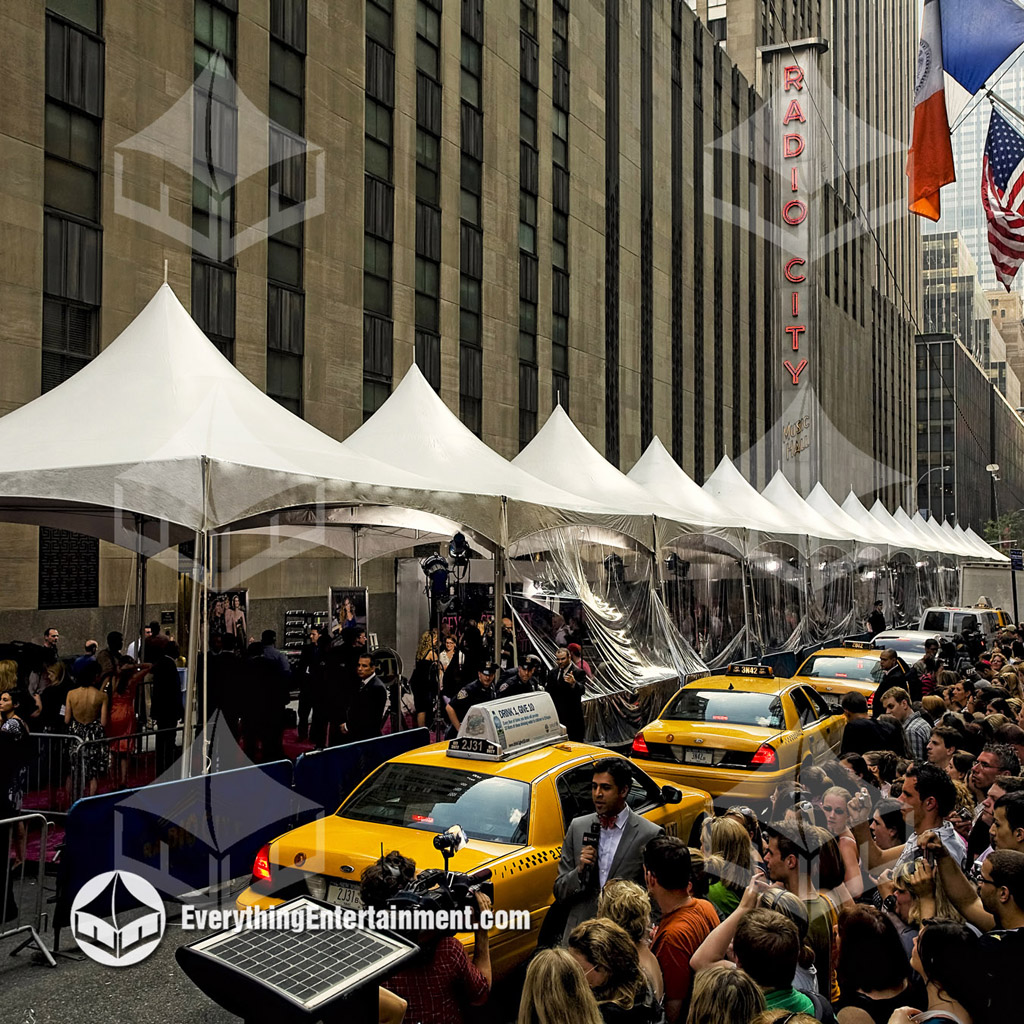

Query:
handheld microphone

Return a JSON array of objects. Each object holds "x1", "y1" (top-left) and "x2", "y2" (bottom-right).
[{"x1": 581, "y1": 821, "x2": 601, "y2": 888}]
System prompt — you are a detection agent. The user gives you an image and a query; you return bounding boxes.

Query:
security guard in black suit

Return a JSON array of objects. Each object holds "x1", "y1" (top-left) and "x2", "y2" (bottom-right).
[{"x1": 445, "y1": 662, "x2": 500, "y2": 734}]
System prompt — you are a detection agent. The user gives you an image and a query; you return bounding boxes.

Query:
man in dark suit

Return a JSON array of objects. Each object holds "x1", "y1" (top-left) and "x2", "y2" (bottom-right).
[
  {"x1": 343, "y1": 654, "x2": 387, "y2": 741},
  {"x1": 867, "y1": 600, "x2": 886, "y2": 636},
  {"x1": 871, "y1": 648, "x2": 910, "y2": 715},
  {"x1": 552, "y1": 757, "x2": 662, "y2": 944}
]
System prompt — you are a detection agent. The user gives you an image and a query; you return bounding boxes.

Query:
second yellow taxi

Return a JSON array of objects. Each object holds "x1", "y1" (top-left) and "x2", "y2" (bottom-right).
[
  {"x1": 791, "y1": 640, "x2": 909, "y2": 706},
  {"x1": 630, "y1": 665, "x2": 845, "y2": 803}
]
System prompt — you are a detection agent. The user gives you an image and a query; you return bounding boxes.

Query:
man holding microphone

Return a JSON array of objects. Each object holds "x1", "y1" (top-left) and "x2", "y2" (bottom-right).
[{"x1": 551, "y1": 758, "x2": 663, "y2": 944}]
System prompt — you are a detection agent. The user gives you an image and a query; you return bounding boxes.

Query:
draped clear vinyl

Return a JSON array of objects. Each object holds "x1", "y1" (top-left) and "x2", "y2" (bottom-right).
[{"x1": 504, "y1": 527, "x2": 708, "y2": 747}]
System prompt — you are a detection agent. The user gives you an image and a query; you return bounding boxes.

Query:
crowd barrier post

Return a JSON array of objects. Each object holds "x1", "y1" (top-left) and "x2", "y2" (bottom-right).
[{"x1": 0, "y1": 812, "x2": 56, "y2": 967}]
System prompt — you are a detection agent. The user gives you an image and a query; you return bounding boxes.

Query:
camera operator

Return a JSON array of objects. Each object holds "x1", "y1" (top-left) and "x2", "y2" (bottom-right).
[{"x1": 360, "y1": 850, "x2": 492, "y2": 1024}]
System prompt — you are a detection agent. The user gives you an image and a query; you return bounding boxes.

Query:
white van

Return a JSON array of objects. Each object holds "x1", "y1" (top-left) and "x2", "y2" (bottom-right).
[{"x1": 917, "y1": 606, "x2": 1010, "y2": 636}]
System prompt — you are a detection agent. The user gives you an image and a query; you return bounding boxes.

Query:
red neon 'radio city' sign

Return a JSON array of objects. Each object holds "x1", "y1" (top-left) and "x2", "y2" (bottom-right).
[{"x1": 782, "y1": 63, "x2": 806, "y2": 387}]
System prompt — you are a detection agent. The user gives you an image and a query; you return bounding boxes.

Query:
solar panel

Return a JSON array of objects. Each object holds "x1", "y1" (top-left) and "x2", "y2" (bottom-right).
[{"x1": 176, "y1": 897, "x2": 419, "y2": 1022}]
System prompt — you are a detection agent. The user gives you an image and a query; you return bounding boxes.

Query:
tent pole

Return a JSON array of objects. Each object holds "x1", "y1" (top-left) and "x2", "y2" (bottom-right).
[
  {"x1": 353, "y1": 527, "x2": 361, "y2": 587},
  {"x1": 182, "y1": 529, "x2": 203, "y2": 779},
  {"x1": 740, "y1": 555, "x2": 753, "y2": 660},
  {"x1": 202, "y1": 529, "x2": 212, "y2": 774},
  {"x1": 494, "y1": 497, "x2": 507, "y2": 667}
]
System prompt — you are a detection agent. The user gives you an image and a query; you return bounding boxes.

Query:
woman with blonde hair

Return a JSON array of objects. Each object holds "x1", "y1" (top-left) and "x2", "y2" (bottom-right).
[
  {"x1": 701, "y1": 815, "x2": 753, "y2": 918},
  {"x1": 568, "y1": 918, "x2": 661, "y2": 1022},
  {"x1": 893, "y1": 857, "x2": 963, "y2": 924},
  {"x1": 686, "y1": 964, "x2": 763, "y2": 1024},
  {"x1": 517, "y1": 947, "x2": 604, "y2": 1024},
  {"x1": 820, "y1": 786, "x2": 864, "y2": 898},
  {"x1": 0, "y1": 661, "x2": 17, "y2": 692},
  {"x1": 598, "y1": 879, "x2": 664, "y2": 1003}
]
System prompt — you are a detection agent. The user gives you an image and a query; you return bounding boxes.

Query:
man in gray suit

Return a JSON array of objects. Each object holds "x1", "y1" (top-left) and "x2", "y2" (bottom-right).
[{"x1": 552, "y1": 757, "x2": 663, "y2": 944}]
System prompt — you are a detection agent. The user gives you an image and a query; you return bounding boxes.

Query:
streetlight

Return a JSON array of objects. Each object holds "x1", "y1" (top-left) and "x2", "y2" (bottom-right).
[{"x1": 915, "y1": 465, "x2": 950, "y2": 490}]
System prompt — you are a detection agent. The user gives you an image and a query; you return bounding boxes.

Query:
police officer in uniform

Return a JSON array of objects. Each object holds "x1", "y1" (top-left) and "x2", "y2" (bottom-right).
[
  {"x1": 445, "y1": 662, "x2": 500, "y2": 735},
  {"x1": 495, "y1": 654, "x2": 544, "y2": 700}
]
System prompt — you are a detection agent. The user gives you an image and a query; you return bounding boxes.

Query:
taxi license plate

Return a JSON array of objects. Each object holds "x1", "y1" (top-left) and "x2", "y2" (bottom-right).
[
  {"x1": 685, "y1": 747, "x2": 713, "y2": 765},
  {"x1": 327, "y1": 882, "x2": 363, "y2": 909}
]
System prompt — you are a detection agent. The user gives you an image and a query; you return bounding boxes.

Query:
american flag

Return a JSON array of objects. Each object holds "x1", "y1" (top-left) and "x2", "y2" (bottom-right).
[{"x1": 983, "y1": 107, "x2": 1024, "y2": 291}]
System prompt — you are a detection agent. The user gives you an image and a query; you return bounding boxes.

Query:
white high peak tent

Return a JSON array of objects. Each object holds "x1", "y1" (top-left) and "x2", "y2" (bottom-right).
[
  {"x1": 627, "y1": 437, "x2": 748, "y2": 534},
  {"x1": 964, "y1": 526, "x2": 1009, "y2": 562},
  {"x1": 869, "y1": 501, "x2": 929, "y2": 551},
  {"x1": 893, "y1": 507, "x2": 944, "y2": 553},
  {"x1": 939, "y1": 519, "x2": 976, "y2": 558},
  {"x1": 702, "y1": 457, "x2": 797, "y2": 537},
  {"x1": 342, "y1": 365, "x2": 642, "y2": 547},
  {"x1": 0, "y1": 284, "x2": 445, "y2": 549},
  {"x1": 912, "y1": 511, "x2": 958, "y2": 558},
  {"x1": 511, "y1": 405, "x2": 688, "y2": 548},
  {"x1": 806, "y1": 483, "x2": 889, "y2": 549},
  {"x1": 842, "y1": 491, "x2": 904, "y2": 548},
  {"x1": 761, "y1": 470, "x2": 855, "y2": 545}
]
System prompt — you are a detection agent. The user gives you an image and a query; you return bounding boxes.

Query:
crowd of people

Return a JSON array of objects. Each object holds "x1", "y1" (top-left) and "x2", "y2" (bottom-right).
[{"x1": 372, "y1": 622, "x2": 1024, "y2": 1024}]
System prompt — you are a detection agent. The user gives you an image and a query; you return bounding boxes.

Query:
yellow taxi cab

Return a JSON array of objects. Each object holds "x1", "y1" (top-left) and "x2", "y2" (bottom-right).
[
  {"x1": 236, "y1": 692, "x2": 712, "y2": 980},
  {"x1": 791, "y1": 641, "x2": 909, "y2": 707},
  {"x1": 629, "y1": 665, "x2": 845, "y2": 803}
]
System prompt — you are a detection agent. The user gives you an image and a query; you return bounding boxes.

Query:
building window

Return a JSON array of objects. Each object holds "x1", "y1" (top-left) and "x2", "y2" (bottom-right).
[
  {"x1": 519, "y1": 190, "x2": 537, "y2": 255},
  {"x1": 366, "y1": 0, "x2": 392, "y2": 46},
  {"x1": 269, "y1": 39, "x2": 303, "y2": 134},
  {"x1": 192, "y1": 259, "x2": 236, "y2": 358},
  {"x1": 366, "y1": 98, "x2": 392, "y2": 179},
  {"x1": 520, "y1": 80, "x2": 537, "y2": 147},
  {"x1": 461, "y1": 34, "x2": 481, "y2": 107},
  {"x1": 416, "y1": 128, "x2": 440, "y2": 206},
  {"x1": 415, "y1": 0, "x2": 440, "y2": 79},
  {"x1": 415, "y1": 256, "x2": 439, "y2": 333}
]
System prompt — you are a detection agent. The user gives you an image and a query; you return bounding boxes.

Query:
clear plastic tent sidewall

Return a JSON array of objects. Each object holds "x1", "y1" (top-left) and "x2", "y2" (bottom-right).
[{"x1": 504, "y1": 524, "x2": 708, "y2": 748}]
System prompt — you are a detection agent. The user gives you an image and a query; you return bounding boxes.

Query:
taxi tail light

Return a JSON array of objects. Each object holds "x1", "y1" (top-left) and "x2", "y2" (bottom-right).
[
  {"x1": 750, "y1": 743, "x2": 778, "y2": 767},
  {"x1": 252, "y1": 843, "x2": 272, "y2": 883},
  {"x1": 631, "y1": 733, "x2": 649, "y2": 756}
]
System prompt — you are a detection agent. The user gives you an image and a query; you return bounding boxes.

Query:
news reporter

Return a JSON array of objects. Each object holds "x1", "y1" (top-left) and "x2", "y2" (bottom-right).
[
  {"x1": 552, "y1": 759, "x2": 662, "y2": 945},
  {"x1": 360, "y1": 851, "x2": 491, "y2": 1024}
]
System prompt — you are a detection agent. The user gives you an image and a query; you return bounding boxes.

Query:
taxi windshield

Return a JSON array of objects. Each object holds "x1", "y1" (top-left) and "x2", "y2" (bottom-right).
[
  {"x1": 799, "y1": 655, "x2": 877, "y2": 681},
  {"x1": 665, "y1": 689, "x2": 784, "y2": 729},
  {"x1": 339, "y1": 762, "x2": 531, "y2": 845}
]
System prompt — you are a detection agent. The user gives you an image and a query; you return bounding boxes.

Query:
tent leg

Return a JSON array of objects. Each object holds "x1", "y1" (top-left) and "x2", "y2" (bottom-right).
[
  {"x1": 493, "y1": 546, "x2": 505, "y2": 667},
  {"x1": 740, "y1": 558, "x2": 753, "y2": 660},
  {"x1": 181, "y1": 529, "x2": 205, "y2": 780},
  {"x1": 353, "y1": 527, "x2": 361, "y2": 587}
]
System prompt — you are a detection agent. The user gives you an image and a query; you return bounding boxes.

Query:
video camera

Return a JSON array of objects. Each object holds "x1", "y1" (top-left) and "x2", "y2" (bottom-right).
[{"x1": 384, "y1": 826, "x2": 493, "y2": 935}]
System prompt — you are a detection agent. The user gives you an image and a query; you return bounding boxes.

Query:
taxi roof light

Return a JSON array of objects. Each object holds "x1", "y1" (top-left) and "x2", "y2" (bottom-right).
[
  {"x1": 842, "y1": 641, "x2": 874, "y2": 650},
  {"x1": 750, "y1": 743, "x2": 778, "y2": 767},
  {"x1": 252, "y1": 843, "x2": 272, "y2": 883},
  {"x1": 631, "y1": 733, "x2": 649, "y2": 756},
  {"x1": 447, "y1": 691, "x2": 567, "y2": 761},
  {"x1": 725, "y1": 664, "x2": 774, "y2": 678}
]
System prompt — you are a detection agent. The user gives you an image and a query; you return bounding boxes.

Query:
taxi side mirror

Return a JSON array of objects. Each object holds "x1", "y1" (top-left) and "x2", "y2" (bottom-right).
[{"x1": 660, "y1": 784, "x2": 683, "y2": 805}]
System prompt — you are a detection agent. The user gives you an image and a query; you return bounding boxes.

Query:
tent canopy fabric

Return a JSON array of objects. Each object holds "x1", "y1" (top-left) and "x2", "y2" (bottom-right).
[
  {"x1": 342, "y1": 366, "x2": 635, "y2": 545},
  {"x1": 869, "y1": 501, "x2": 925, "y2": 551},
  {"x1": 806, "y1": 483, "x2": 888, "y2": 548},
  {"x1": 893, "y1": 507, "x2": 943, "y2": 553},
  {"x1": 0, "y1": 285, "x2": 455, "y2": 551},
  {"x1": 512, "y1": 405, "x2": 685, "y2": 548},
  {"x1": 963, "y1": 525, "x2": 1008, "y2": 561},
  {"x1": 702, "y1": 457, "x2": 797, "y2": 536},
  {"x1": 627, "y1": 437, "x2": 748, "y2": 533},
  {"x1": 761, "y1": 471, "x2": 854, "y2": 543}
]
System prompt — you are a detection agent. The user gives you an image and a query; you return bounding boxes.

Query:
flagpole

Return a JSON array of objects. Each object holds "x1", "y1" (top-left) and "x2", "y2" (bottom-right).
[{"x1": 988, "y1": 89, "x2": 1024, "y2": 129}]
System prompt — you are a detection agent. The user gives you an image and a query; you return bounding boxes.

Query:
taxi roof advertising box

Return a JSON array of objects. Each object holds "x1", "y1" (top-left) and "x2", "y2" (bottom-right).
[{"x1": 447, "y1": 692, "x2": 567, "y2": 761}]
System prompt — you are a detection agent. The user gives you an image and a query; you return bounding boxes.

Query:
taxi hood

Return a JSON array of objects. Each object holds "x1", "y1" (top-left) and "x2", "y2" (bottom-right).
[{"x1": 268, "y1": 814, "x2": 515, "y2": 880}]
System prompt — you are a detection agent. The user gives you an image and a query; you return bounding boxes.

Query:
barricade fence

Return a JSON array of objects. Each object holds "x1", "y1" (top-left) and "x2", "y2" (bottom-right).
[
  {"x1": 72, "y1": 725, "x2": 184, "y2": 804},
  {"x1": 0, "y1": 812, "x2": 55, "y2": 966},
  {"x1": 23, "y1": 732, "x2": 83, "y2": 815}
]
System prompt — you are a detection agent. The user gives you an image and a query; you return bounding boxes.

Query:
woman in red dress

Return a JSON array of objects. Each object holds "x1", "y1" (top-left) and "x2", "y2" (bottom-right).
[{"x1": 107, "y1": 663, "x2": 150, "y2": 788}]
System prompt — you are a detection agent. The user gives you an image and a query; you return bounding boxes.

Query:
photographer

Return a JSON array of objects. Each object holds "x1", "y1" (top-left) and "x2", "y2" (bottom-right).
[{"x1": 360, "y1": 850, "x2": 491, "y2": 1024}]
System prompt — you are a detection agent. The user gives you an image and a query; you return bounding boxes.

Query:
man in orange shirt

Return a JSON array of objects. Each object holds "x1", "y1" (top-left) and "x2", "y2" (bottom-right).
[{"x1": 644, "y1": 836, "x2": 719, "y2": 1023}]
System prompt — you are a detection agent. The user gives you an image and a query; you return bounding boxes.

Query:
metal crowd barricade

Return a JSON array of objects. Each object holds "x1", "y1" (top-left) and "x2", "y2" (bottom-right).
[
  {"x1": 23, "y1": 731, "x2": 83, "y2": 815},
  {"x1": 72, "y1": 725, "x2": 185, "y2": 802},
  {"x1": 0, "y1": 812, "x2": 56, "y2": 966}
]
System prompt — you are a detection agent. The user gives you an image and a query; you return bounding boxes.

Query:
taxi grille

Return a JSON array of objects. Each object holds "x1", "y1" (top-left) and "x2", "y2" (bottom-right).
[{"x1": 642, "y1": 743, "x2": 759, "y2": 769}]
